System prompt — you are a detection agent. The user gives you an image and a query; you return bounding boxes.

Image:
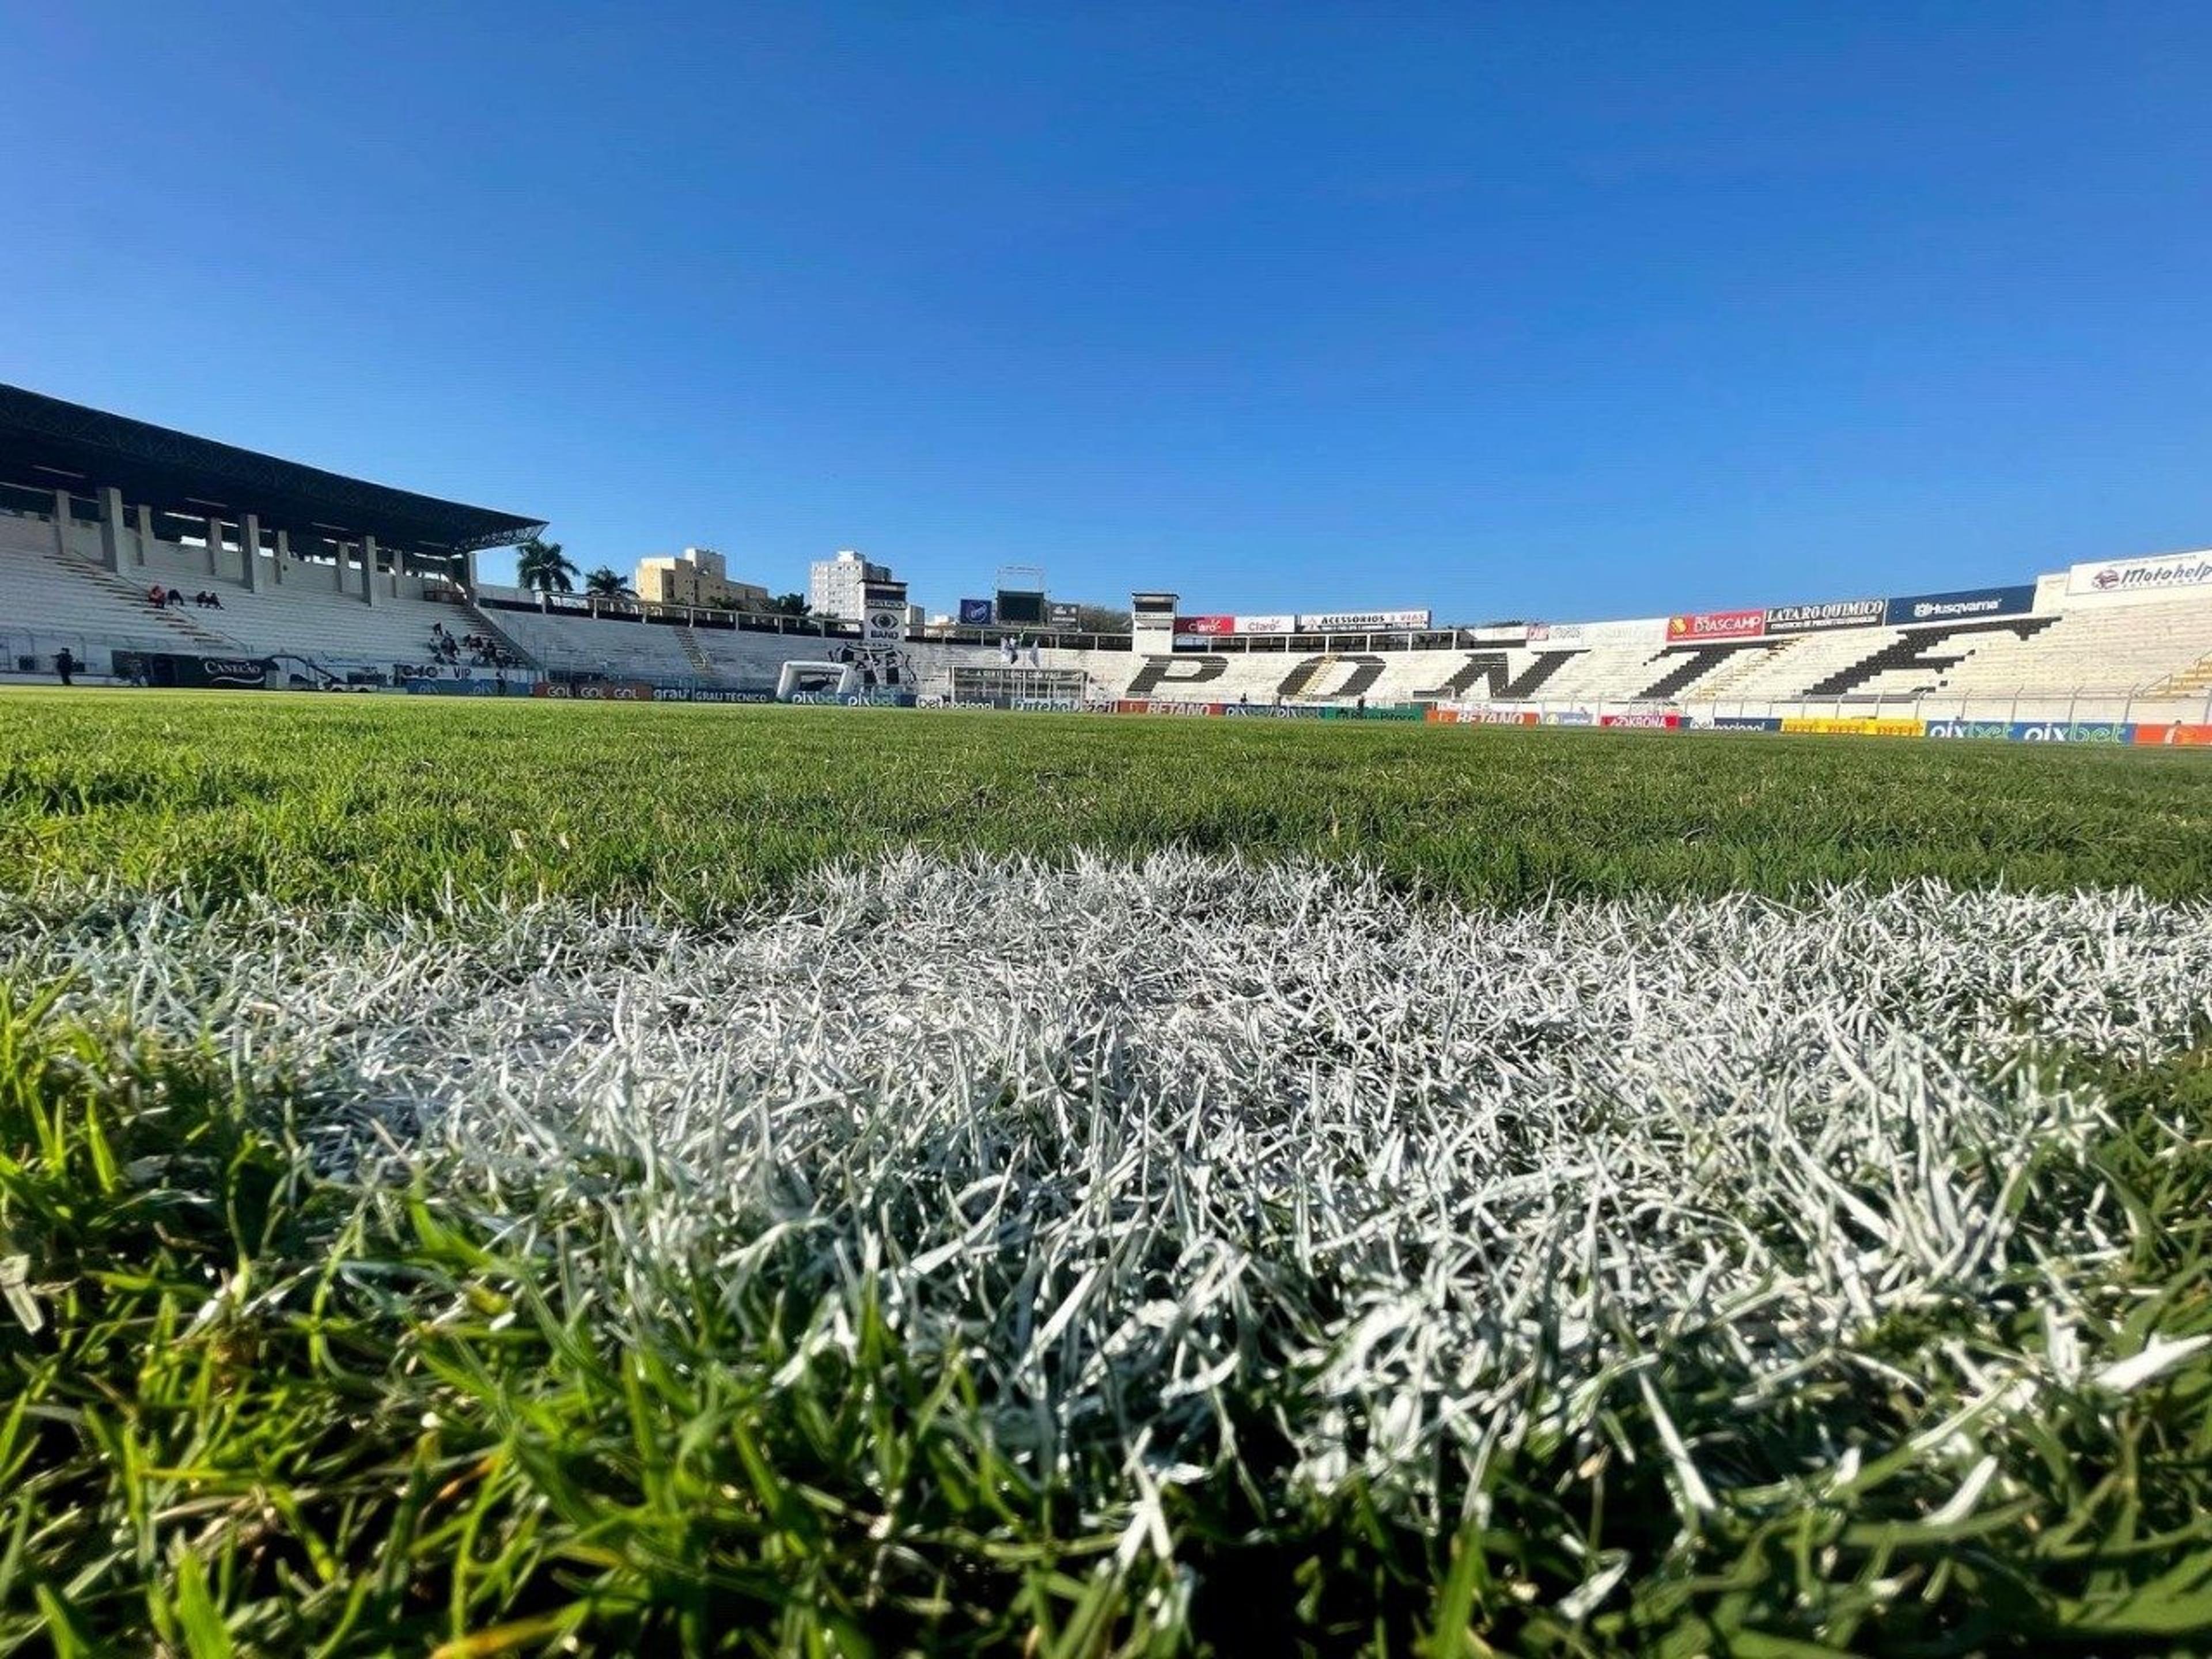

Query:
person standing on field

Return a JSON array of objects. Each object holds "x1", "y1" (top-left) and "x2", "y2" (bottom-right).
[{"x1": 54, "y1": 647, "x2": 75, "y2": 687}]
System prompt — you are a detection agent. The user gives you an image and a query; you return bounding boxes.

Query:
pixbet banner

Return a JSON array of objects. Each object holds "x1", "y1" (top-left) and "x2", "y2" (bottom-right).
[
  {"x1": 1925, "y1": 719, "x2": 2010, "y2": 740},
  {"x1": 2067, "y1": 550, "x2": 2212, "y2": 597},
  {"x1": 2010, "y1": 721, "x2": 2133, "y2": 743},
  {"x1": 1297, "y1": 608, "x2": 1431, "y2": 632},
  {"x1": 1764, "y1": 598, "x2": 1884, "y2": 635},
  {"x1": 1883, "y1": 585, "x2": 2035, "y2": 627},
  {"x1": 1665, "y1": 608, "x2": 1766, "y2": 642}
]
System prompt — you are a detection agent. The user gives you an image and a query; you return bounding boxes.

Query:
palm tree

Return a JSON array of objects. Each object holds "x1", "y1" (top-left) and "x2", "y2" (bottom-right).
[
  {"x1": 516, "y1": 537, "x2": 578, "y2": 594},
  {"x1": 584, "y1": 566, "x2": 632, "y2": 598}
]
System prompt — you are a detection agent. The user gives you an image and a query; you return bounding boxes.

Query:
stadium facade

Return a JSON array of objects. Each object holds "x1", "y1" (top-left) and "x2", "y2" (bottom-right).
[{"x1": 3, "y1": 386, "x2": 2211, "y2": 737}]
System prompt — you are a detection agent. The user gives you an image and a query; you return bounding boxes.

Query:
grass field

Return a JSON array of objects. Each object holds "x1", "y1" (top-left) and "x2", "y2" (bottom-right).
[{"x1": 3, "y1": 690, "x2": 2211, "y2": 1657}]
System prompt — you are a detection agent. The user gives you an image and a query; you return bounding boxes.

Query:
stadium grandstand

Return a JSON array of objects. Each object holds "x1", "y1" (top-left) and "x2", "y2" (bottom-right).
[{"x1": 5, "y1": 383, "x2": 2211, "y2": 732}]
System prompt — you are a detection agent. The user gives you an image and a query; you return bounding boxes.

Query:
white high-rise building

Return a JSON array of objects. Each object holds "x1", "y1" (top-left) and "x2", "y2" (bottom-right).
[{"x1": 809, "y1": 548, "x2": 891, "y2": 620}]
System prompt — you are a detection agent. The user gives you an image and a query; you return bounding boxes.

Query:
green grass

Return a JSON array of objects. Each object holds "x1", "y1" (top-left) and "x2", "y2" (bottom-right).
[
  {"x1": 3, "y1": 688, "x2": 2212, "y2": 1656},
  {"x1": 1, "y1": 689, "x2": 2209, "y2": 912}
]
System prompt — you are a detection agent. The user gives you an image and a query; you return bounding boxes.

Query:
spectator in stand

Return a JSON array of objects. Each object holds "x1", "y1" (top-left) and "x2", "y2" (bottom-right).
[
  {"x1": 166, "y1": 588, "x2": 187, "y2": 607},
  {"x1": 147, "y1": 584, "x2": 166, "y2": 607},
  {"x1": 205, "y1": 590, "x2": 224, "y2": 609},
  {"x1": 54, "y1": 647, "x2": 75, "y2": 687}
]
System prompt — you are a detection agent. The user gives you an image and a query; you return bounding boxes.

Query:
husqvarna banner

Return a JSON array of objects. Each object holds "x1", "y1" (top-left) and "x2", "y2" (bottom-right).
[{"x1": 1883, "y1": 585, "x2": 2035, "y2": 627}]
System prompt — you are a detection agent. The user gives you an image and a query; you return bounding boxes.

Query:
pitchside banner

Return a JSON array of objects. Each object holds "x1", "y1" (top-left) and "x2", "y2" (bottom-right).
[
  {"x1": 2134, "y1": 724, "x2": 2212, "y2": 746},
  {"x1": 2067, "y1": 550, "x2": 2212, "y2": 597},
  {"x1": 1883, "y1": 585, "x2": 2035, "y2": 627},
  {"x1": 1764, "y1": 598, "x2": 1884, "y2": 635},
  {"x1": 1780, "y1": 717, "x2": 1927, "y2": 737},
  {"x1": 1665, "y1": 608, "x2": 1766, "y2": 642},
  {"x1": 116, "y1": 651, "x2": 274, "y2": 689}
]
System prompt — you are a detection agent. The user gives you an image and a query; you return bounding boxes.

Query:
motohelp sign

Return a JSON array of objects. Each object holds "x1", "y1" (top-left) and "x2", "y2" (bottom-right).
[{"x1": 2067, "y1": 550, "x2": 2212, "y2": 597}]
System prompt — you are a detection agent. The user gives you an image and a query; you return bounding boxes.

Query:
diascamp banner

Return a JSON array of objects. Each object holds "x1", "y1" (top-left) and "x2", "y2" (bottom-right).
[{"x1": 1665, "y1": 608, "x2": 1765, "y2": 642}]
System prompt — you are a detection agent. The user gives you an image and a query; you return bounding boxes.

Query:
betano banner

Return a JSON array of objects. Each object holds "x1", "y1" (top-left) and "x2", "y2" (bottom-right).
[
  {"x1": 1426, "y1": 706, "x2": 1540, "y2": 726},
  {"x1": 1665, "y1": 608, "x2": 1765, "y2": 642},
  {"x1": 2067, "y1": 550, "x2": 2212, "y2": 597},
  {"x1": 1765, "y1": 598, "x2": 1884, "y2": 635}
]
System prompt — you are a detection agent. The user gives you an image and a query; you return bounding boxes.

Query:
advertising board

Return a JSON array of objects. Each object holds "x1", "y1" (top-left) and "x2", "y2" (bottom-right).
[
  {"x1": 1665, "y1": 608, "x2": 1766, "y2": 642},
  {"x1": 1882, "y1": 585, "x2": 2035, "y2": 627},
  {"x1": 1221, "y1": 703, "x2": 1328, "y2": 719},
  {"x1": 1426, "y1": 706, "x2": 1540, "y2": 726},
  {"x1": 1047, "y1": 601, "x2": 1081, "y2": 628},
  {"x1": 1764, "y1": 598, "x2": 1884, "y2": 635},
  {"x1": 1115, "y1": 699, "x2": 1226, "y2": 717},
  {"x1": 959, "y1": 598, "x2": 995, "y2": 625},
  {"x1": 2132, "y1": 724, "x2": 2212, "y2": 745},
  {"x1": 1178, "y1": 615, "x2": 1236, "y2": 635},
  {"x1": 1237, "y1": 613, "x2": 1297, "y2": 634},
  {"x1": 116, "y1": 652, "x2": 274, "y2": 690},
  {"x1": 2009, "y1": 721, "x2": 2134, "y2": 743},
  {"x1": 1597, "y1": 711, "x2": 1683, "y2": 728},
  {"x1": 2066, "y1": 550, "x2": 2212, "y2": 597},
  {"x1": 1467, "y1": 624, "x2": 1530, "y2": 644},
  {"x1": 1779, "y1": 717, "x2": 1927, "y2": 737},
  {"x1": 571, "y1": 681, "x2": 656, "y2": 700},
  {"x1": 1297, "y1": 608, "x2": 1431, "y2": 632},
  {"x1": 1706, "y1": 715, "x2": 1783, "y2": 731},
  {"x1": 1925, "y1": 719, "x2": 2010, "y2": 740}
]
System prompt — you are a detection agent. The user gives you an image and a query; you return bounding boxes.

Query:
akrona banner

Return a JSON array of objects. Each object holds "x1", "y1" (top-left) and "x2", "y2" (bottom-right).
[
  {"x1": 1764, "y1": 598, "x2": 1884, "y2": 635},
  {"x1": 2067, "y1": 550, "x2": 2212, "y2": 597},
  {"x1": 1297, "y1": 608, "x2": 1431, "y2": 631},
  {"x1": 1665, "y1": 608, "x2": 1766, "y2": 642},
  {"x1": 1598, "y1": 711, "x2": 1683, "y2": 728}
]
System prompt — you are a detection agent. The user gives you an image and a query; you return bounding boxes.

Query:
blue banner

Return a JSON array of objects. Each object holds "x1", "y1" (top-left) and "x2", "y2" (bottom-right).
[
  {"x1": 2008, "y1": 721, "x2": 2134, "y2": 743},
  {"x1": 1883, "y1": 585, "x2": 2036, "y2": 627},
  {"x1": 1707, "y1": 715, "x2": 1783, "y2": 731},
  {"x1": 1925, "y1": 719, "x2": 2010, "y2": 739},
  {"x1": 959, "y1": 598, "x2": 995, "y2": 625}
]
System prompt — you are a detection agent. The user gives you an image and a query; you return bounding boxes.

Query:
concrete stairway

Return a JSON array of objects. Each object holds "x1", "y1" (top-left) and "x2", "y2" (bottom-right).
[
  {"x1": 70, "y1": 558, "x2": 243, "y2": 650},
  {"x1": 673, "y1": 624, "x2": 722, "y2": 681}
]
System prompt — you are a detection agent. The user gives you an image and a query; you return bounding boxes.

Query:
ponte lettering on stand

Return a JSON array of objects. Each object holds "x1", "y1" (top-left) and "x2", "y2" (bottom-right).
[
  {"x1": 1124, "y1": 656, "x2": 1229, "y2": 698},
  {"x1": 1411, "y1": 650, "x2": 1583, "y2": 703},
  {"x1": 1275, "y1": 654, "x2": 1387, "y2": 700}
]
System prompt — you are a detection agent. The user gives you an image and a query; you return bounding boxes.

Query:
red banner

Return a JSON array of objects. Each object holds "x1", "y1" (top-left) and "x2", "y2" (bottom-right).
[
  {"x1": 1426, "y1": 706, "x2": 1539, "y2": 726},
  {"x1": 1177, "y1": 615, "x2": 1235, "y2": 635},
  {"x1": 1599, "y1": 712, "x2": 1683, "y2": 729},
  {"x1": 1115, "y1": 699, "x2": 1226, "y2": 716},
  {"x1": 2132, "y1": 723, "x2": 2212, "y2": 747},
  {"x1": 1665, "y1": 608, "x2": 1766, "y2": 642}
]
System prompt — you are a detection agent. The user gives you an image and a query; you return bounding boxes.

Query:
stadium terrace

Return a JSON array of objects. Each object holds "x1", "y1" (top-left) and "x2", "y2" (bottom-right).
[{"x1": 3, "y1": 387, "x2": 2211, "y2": 742}]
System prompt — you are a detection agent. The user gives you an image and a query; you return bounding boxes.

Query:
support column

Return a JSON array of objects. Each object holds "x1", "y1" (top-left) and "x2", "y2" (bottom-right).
[
  {"x1": 274, "y1": 529, "x2": 289, "y2": 585},
  {"x1": 461, "y1": 549, "x2": 478, "y2": 592},
  {"x1": 240, "y1": 513, "x2": 260, "y2": 593},
  {"x1": 52, "y1": 490, "x2": 70, "y2": 558},
  {"x1": 362, "y1": 535, "x2": 378, "y2": 604},
  {"x1": 206, "y1": 517, "x2": 222, "y2": 577},
  {"x1": 97, "y1": 487, "x2": 124, "y2": 572},
  {"x1": 134, "y1": 503, "x2": 153, "y2": 565}
]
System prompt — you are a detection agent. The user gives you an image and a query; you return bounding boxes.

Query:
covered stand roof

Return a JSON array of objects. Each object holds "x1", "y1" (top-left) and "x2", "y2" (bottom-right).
[{"x1": 0, "y1": 383, "x2": 546, "y2": 554}]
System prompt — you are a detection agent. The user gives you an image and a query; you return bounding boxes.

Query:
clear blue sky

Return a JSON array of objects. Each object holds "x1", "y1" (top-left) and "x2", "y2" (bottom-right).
[{"x1": 6, "y1": 3, "x2": 2210, "y2": 621}]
